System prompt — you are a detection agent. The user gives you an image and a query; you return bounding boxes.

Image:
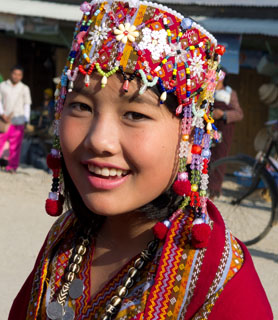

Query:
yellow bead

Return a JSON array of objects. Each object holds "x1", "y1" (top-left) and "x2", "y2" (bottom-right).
[
  {"x1": 191, "y1": 184, "x2": 198, "y2": 192},
  {"x1": 182, "y1": 134, "x2": 189, "y2": 141},
  {"x1": 167, "y1": 30, "x2": 171, "y2": 36},
  {"x1": 190, "y1": 46, "x2": 195, "y2": 50},
  {"x1": 162, "y1": 59, "x2": 167, "y2": 64},
  {"x1": 186, "y1": 68, "x2": 190, "y2": 74},
  {"x1": 178, "y1": 32, "x2": 183, "y2": 37}
]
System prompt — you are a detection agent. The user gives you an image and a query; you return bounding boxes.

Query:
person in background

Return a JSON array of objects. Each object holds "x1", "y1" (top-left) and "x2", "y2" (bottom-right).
[
  {"x1": 38, "y1": 88, "x2": 55, "y2": 129},
  {"x1": 0, "y1": 65, "x2": 32, "y2": 173},
  {"x1": 209, "y1": 68, "x2": 244, "y2": 199}
]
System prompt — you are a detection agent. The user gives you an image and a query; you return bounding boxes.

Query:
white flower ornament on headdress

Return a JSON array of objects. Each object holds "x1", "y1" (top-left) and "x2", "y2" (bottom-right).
[
  {"x1": 114, "y1": 23, "x2": 139, "y2": 44},
  {"x1": 188, "y1": 51, "x2": 206, "y2": 79},
  {"x1": 138, "y1": 28, "x2": 171, "y2": 61},
  {"x1": 88, "y1": 23, "x2": 111, "y2": 46}
]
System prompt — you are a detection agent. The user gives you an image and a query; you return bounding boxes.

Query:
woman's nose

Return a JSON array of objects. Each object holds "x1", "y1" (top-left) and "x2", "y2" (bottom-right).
[{"x1": 83, "y1": 114, "x2": 121, "y2": 156}]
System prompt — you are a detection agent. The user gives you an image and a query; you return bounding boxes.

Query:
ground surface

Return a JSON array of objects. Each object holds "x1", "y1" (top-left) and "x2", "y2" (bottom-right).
[{"x1": 0, "y1": 167, "x2": 277, "y2": 318}]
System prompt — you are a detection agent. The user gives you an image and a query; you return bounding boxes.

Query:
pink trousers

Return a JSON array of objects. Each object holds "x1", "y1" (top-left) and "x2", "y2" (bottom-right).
[{"x1": 0, "y1": 124, "x2": 25, "y2": 171}]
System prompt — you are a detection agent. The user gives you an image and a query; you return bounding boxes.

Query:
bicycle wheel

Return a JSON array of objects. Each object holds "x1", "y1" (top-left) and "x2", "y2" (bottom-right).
[{"x1": 209, "y1": 155, "x2": 276, "y2": 245}]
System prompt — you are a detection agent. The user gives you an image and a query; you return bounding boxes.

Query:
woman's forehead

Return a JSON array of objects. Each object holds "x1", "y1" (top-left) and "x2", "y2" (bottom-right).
[{"x1": 70, "y1": 72, "x2": 160, "y2": 106}]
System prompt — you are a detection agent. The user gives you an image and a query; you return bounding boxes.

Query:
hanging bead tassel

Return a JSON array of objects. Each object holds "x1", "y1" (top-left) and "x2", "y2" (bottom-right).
[{"x1": 45, "y1": 149, "x2": 64, "y2": 217}]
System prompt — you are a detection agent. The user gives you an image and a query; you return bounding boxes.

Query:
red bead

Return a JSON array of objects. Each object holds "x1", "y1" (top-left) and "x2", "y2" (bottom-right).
[
  {"x1": 191, "y1": 144, "x2": 202, "y2": 155},
  {"x1": 173, "y1": 180, "x2": 191, "y2": 196},
  {"x1": 47, "y1": 154, "x2": 61, "y2": 170},
  {"x1": 215, "y1": 45, "x2": 226, "y2": 56},
  {"x1": 45, "y1": 198, "x2": 63, "y2": 217},
  {"x1": 170, "y1": 80, "x2": 176, "y2": 87},
  {"x1": 52, "y1": 169, "x2": 60, "y2": 178},
  {"x1": 153, "y1": 222, "x2": 168, "y2": 240},
  {"x1": 140, "y1": 56, "x2": 146, "y2": 62},
  {"x1": 191, "y1": 223, "x2": 211, "y2": 248},
  {"x1": 137, "y1": 50, "x2": 142, "y2": 56},
  {"x1": 122, "y1": 80, "x2": 129, "y2": 92}
]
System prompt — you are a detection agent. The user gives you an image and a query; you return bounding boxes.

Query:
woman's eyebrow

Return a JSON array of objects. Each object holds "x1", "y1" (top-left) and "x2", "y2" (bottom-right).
[
  {"x1": 71, "y1": 85, "x2": 93, "y2": 97},
  {"x1": 126, "y1": 91, "x2": 159, "y2": 107}
]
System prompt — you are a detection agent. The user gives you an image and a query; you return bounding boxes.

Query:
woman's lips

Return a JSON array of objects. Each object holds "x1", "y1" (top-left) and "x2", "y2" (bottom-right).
[{"x1": 83, "y1": 163, "x2": 131, "y2": 190}]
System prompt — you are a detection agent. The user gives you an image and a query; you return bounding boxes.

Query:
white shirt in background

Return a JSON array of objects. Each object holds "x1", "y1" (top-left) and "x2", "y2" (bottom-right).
[{"x1": 0, "y1": 79, "x2": 32, "y2": 125}]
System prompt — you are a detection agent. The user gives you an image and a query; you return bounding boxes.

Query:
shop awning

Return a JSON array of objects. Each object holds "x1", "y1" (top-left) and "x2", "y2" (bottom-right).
[
  {"x1": 159, "y1": 0, "x2": 278, "y2": 7},
  {"x1": 0, "y1": 0, "x2": 81, "y2": 22},
  {"x1": 192, "y1": 16, "x2": 278, "y2": 37}
]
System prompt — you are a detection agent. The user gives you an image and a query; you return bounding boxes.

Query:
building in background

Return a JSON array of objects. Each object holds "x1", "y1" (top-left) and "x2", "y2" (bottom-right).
[{"x1": 0, "y1": 0, "x2": 277, "y2": 155}]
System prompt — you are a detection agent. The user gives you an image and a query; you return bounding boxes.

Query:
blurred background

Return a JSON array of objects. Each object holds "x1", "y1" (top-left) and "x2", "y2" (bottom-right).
[{"x1": 0, "y1": 0, "x2": 278, "y2": 156}]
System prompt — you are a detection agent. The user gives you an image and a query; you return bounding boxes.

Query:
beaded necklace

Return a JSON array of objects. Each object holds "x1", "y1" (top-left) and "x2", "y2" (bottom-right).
[{"x1": 46, "y1": 223, "x2": 164, "y2": 320}]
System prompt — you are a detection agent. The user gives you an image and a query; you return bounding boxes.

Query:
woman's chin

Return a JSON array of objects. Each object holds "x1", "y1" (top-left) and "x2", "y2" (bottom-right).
[{"x1": 81, "y1": 195, "x2": 131, "y2": 217}]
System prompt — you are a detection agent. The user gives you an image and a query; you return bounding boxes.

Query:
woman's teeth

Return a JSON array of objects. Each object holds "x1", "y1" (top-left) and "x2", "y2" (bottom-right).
[{"x1": 88, "y1": 165, "x2": 128, "y2": 177}]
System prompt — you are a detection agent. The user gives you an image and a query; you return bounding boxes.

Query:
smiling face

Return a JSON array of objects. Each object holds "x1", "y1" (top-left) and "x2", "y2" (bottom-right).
[{"x1": 60, "y1": 73, "x2": 180, "y2": 216}]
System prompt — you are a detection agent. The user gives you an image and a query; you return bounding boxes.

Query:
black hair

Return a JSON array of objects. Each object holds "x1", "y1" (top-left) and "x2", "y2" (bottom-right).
[
  {"x1": 11, "y1": 65, "x2": 24, "y2": 73},
  {"x1": 61, "y1": 86, "x2": 183, "y2": 231}
]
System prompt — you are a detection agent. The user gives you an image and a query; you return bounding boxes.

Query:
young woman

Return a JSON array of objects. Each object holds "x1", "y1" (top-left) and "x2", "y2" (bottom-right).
[{"x1": 9, "y1": 1, "x2": 272, "y2": 319}]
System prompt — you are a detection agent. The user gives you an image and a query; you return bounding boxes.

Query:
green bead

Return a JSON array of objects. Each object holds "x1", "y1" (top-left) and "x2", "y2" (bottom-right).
[{"x1": 200, "y1": 191, "x2": 207, "y2": 196}]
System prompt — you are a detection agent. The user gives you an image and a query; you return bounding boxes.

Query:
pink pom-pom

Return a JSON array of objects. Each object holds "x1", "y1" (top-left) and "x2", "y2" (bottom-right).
[
  {"x1": 173, "y1": 180, "x2": 191, "y2": 196},
  {"x1": 191, "y1": 223, "x2": 211, "y2": 248},
  {"x1": 47, "y1": 154, "x2": 61, "y2": 170},
  {"x1": 45, "y1": 198, "x2": 63, "y2": 217},
  {"x1": 153, "y1": 222, "x2": 168, "y2": 240}
]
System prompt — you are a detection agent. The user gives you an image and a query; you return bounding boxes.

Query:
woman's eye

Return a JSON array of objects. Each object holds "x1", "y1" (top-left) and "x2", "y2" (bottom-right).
[
  {"x1": 124, "y1": 111, "x2": 149, "y2": 121},
  {"x1": 70, "y1": 103, "x2": 92, "y2": 113}
]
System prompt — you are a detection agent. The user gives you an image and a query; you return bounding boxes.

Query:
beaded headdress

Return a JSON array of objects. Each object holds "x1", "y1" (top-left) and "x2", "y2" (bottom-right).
[{"x1": 45, "y1": 0, "x2": 225, "y2": 248}]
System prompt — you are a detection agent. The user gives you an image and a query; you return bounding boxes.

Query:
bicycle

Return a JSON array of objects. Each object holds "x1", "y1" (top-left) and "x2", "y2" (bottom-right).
[{"x1": 209, "y1": 120, "x2": 278, "y2": 246}]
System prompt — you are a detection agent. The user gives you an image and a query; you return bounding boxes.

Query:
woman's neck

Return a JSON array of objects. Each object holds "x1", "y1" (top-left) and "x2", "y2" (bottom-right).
[{"x1": 96, "y1": 211, "x2": 157, "y2": 254}]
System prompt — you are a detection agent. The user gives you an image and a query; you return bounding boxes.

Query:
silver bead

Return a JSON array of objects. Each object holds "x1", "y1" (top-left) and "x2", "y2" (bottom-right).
[
  {"x1": 81, "y1": 238, "x2": 90, "y2": 246},
  {"x1": 69, "y1": 263, "x2": 80, "y2": 274},
  {"x1": 65, "y1": 271, "x2": 75, "y2": 282},
  {"x1": 141, "y1": 249, "x2": 152, "y2": 262},
  {"x1": 117, "y1": 285, "x2": 127, "y2": 297},
  {"x1": 134, "y1": 258, "x2": 145, "y2": 270},
  {"x1": 111, "y1": 295, "x2": 122, "y2": 307},
  {"x1": 128, "y1": 267, "x2": 138, "y2": 278},
  {"x1": 124, "y1": 277, "x2": 134, "y2": 289},
  {"x1": 148, "y1": 239, "x2": 158, "y2": 253},
  {"x1": 106, "y1": 304, "x2": 117, "y2": 315},
  {"x1": 73, "y1": 254, "x2": 83, "y2": 264},
  {"x1": 76, "y1": 245, "x2": 86, "y2": 256}
]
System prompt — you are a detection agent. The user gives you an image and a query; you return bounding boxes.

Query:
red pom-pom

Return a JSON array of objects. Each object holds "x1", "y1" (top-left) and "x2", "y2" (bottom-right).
[
  {"x1": 173, "y1": 180, "x2": 191, "y2": 196},
  {"x1": 47, "y1": 154, "x2": 61, "y2": 170},
  {"x1": 191, "y1": 223, "x2": 211, "y2": 248},
  {"x1": 215, "y1": 45, "x2": 226, "y2": 56},
  {"x1": 45, "y1": 198, "x2": 63, "y2": 217},
  {"x1": 153, "y1": 222, "x2": 168, "y2": 240}
]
